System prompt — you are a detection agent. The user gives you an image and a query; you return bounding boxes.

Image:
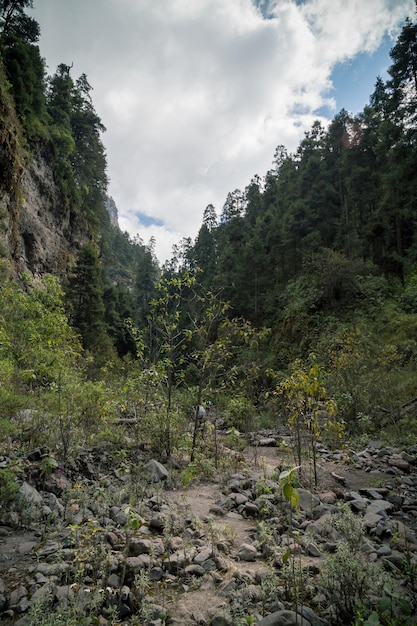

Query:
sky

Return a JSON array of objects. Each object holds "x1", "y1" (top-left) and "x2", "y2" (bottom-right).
[{"x1": 29, "y1": 0, "x2": 415, "y2": 264}]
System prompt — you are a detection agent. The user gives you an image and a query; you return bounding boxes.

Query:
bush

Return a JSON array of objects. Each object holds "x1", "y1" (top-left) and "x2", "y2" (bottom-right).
[
  {"x1": 320, "y1": 506, "x2": 382, "y2": 624},
  {"x1": 224, "y1": 395, "x2": 257, "y2": 433},
  {"x1": 0, "y1": 468, "x2": 19, "y2": 513}
]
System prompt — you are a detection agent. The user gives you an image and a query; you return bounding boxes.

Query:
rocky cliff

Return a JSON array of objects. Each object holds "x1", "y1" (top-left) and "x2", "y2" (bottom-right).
[
  {"x1": 1, "y1": 152, "x2": 86, "y2": 278},
  {"x1": 0, "y1": 148, "x2": 120, "y2": 279}
]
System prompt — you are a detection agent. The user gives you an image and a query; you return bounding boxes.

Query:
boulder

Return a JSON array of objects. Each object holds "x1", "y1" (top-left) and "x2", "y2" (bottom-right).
[
  {"x1": 257, "y1": 609, "x2": 312, "y2": 626},
  {"x1": 144, "y1": 459, "x2": 169, "y2": 483}
]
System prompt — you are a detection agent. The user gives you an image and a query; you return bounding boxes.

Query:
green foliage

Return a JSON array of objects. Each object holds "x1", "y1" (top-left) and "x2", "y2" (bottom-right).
[
  {"x1": 46, "y1": 64, "x2": 109, "y2": 234},
  {"x1": 39, "y1": 454, "x2": 58, "y2": 477},
  {"x1": 224, "y1": 395, "x2": 257, "y2": 433},
  {"x1": 0, "y1": 468, "x2": 19, "y2": 512},
  {"x1": 0, "y1": 271, "x2": 81, "y2": 389},
  {"x1": 278, "y1": 465, "x2": 300, "y2": 513},
  {"x1": 66, "y1": 243, "x2": 114, "y2": 368},
  {"x1": 323, "y1": 320, "x2": 412, "y2": 433},
  {"x1": 0, "y1": 2, "x2": 417, "y2": 493},
  {"x1": 321, "y1": 506, "x2": 383, "y2": 625},
  {"x1": 277, "y1": 354, "x2": 341, "y2": 483}
]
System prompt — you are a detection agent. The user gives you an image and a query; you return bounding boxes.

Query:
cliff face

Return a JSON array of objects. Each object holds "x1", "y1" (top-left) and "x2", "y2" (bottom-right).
[
  {"x1": 0, "y1": 57, "x2": 119, "y2": 280},
  {"x1": 0, "y1": 148, "x2": 122, "y2": 280},
  {"x1": 106, "y1": 196, "x2": 119, "y2": 229},
  {"x1": 1, "y1": 151, "x2": 89, "y2": 278}
]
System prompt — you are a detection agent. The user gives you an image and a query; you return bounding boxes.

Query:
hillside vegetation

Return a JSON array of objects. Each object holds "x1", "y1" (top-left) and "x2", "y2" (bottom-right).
[
  {"x1": 1, "y1": 3, "x2": 417, "y2": 625},
  {"x1": 1, "y1": 2, "x2": 417, "y2": 452}
]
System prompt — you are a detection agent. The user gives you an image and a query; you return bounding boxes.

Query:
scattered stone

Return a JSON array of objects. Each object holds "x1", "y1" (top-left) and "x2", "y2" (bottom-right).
[
  {"x1": 144, "y1": 459, "x2": 169, "y2": 482},
  {"x1": 237, "y1": 543, "x2": 259, "y2": 562},
  {"x1": 257, "y1": 609, "x2": 312, "y2": 625},
  {"x1": 1, "y1": 437, "x2": 417, "y2": 626},
  {"x1": 17, "y1": 482, "x2": 43, "y2": 506},
  {"x1": 125, "y1": 554, "x2": 151, "y2": 574},
  {"x1": 330, "y1": 471, "x2": 346, "y2": 485}
]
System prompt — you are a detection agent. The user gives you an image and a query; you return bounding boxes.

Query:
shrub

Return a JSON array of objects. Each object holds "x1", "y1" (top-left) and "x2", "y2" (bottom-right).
[
  {"x1": 0, "y1": 468, "x2": 19, "y2": 513},
  {"x1": 320, "y1": 506, "x2": 382, "y2": 624}
]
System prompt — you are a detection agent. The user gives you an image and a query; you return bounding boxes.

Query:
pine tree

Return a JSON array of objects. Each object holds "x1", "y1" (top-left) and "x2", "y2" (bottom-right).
[{"x1": 67, "y1": 243, "x2": 113, "y2": 366}]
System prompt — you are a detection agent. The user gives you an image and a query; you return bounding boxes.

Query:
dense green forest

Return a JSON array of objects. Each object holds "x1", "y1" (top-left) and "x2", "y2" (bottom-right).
[{"x1": 1, "y1": 0, "x2": 417, "y2": 466}]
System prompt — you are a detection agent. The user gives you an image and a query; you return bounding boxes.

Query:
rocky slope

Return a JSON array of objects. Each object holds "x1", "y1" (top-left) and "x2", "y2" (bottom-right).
[
  {"x1": 0, "y1": 149, "x2": 85, "y2": 278},
  {"x1": 0, "y1": 433, "x2": 416, "y2": 625},
  {"x1": 0, "y1": 143, "x2": 118, "y2": 279}
]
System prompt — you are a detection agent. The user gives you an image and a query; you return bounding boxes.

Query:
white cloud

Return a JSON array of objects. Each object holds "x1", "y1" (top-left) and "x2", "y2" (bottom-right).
[{"x1": 31, "y1": 0, "x2": 414, "y2": 263}]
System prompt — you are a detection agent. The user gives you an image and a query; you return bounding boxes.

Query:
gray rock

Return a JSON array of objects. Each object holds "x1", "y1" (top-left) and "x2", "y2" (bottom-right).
[
  {"x1": 304, "y1": 542, "x2": 321, "y2": 557},
  {"x1": 237, "y1": 543, "x2": 258, "y2": 562},
  {"x1": 209, "y1": 504, "x2": 227, "y2": 516},
  {"x1": 16, "y1": 596, "x2": 30, "y2": 614},
  {"x1": 125, "y1": 554, "x2": 151, "y2": 573},
  {"x1": 297, "y1": 489, "x2": 320, "y2": 513},
  {"x1": 244, "y1": 502, "x2": 260, "y2": 517},
  {"x1": 149, "y1": 567, "x2": 163, "y2": 581},
  {"x1": 9, "y1": 584, "x2": 27, "y2": 606},
  {"x1": 229, "y1": 492, "x2": 249, "y2": 506},
  {"x1": 36, "y1": 562, "x2": 72, "y2": 578},
  {"x1": 348, "y1": 498, "x2": 369, "y2": 513},
  {"x1": 109, "y1": 506, "x2": 127, "y2": 526},
  {"x1": 184, "y1": 563, "x2": 206, "y2": 577},
  {"x1": 17, "y1": 482, "x2": 43, "y2": 506},
  {"x1": 383, "y1": 551, "x2": 405, "y2": 570},
  {"x1": 363, "y1": 500, "x2": 394, "y2": 529},
  {"x1": 149, "y1": 516, "x2": 165, "y2": 533},
  {"x1": 107, "y1": 573, "x2": 121, "y2": 588},
  {"x1": 164, "y1": 547, "x2": 196, "y2": 573},
  {"x1": 26, "y1": 448, "x2": 43, "y2": 462},
  {"x1": 144, "y1": 459, "x2": 169, "y2": 482},
  {"x1": 194, "y1": 546, "x2": 214, "y2": 564},
  {"x1": 344, "y1": 490, "x2": 365, "y2": 502},
  {"x1": 167, "y1": 536, "x2": 183, "y2": 551},
  {"x1": 219, "y1": 579, "x2": 238, "y2": 597},
  {"x1": 258, "y1": 437, "x2": 277, "y2": 446},
  {"x1": 202, "y1": 558, "x2": 217, "y2": 571},
  {"x1": 129, "y1": 537, "x2": 163, "y2": 556},
  {"x1": 318, "y1": 491, "x2": 338, "y2": 505},
  {"x1": 299, "y1": 604, "x2": 327, "y2": 626},
  {"x1": 376, "y1": 544, "x2": 392, "y2": 557},
  {"x1": 30, "y1": 582, "x2": 56, "y2": 605},
  {"x1": 388, "y1": 456, "x2": 410, "y2": 472},
  {"x1": 210, "y1": 613, "x2": 234, "y2": 626},
  {"x1": 258, "y1": 609, "x2": 312, "y2": 625},
  {"x1": 37, "y1": 540, "x2": 61, "y2": 557}
]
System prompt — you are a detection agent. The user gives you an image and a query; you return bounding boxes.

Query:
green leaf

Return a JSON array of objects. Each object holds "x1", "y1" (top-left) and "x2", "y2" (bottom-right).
[
  {"x1": 279, "y1": 469, "x2": 291, "y2": 482},
  {"x1": 283, "y1": 482, "x2": 293, "y2": 501},
  {"x1": 363, "y1": 611, "x2": 382, "y2": 626},
  {"x1": 398, "y1": 598, "x2": 412, "y2": 616},
  {"x1": 379, "y1": 595, "x2": 392, "y2": 613},
  {"x1": 291, "y1": 491, "x2": 300, "y2": 510}
]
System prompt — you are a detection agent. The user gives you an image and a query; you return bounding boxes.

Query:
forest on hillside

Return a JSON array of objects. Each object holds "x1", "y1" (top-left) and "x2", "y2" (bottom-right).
[
  {"x1": 1, "y1": 3, "x2": 417, "y2": 625},
  {"x1": 1, "y1": 0, "x2": 417, "y2": 466}
]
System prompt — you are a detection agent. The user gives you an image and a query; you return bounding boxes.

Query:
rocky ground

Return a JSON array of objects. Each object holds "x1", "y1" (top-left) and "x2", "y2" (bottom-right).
[{"x1": 0, "y1": 431, "x2": 417, "y2": 625}]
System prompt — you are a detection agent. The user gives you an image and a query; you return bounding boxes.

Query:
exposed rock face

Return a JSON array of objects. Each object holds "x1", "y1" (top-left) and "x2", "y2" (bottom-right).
[
  {"x1": 1, "y1": 151, "x2": 119, "y2": 278},
  {"x1": 17, "y1": 155, "x2": 79, "y2": 276},
  {"x1": 0, "y1": 151, "x2": 86, "y2": 278},
  {"x1": 106, "y1": 195, "x2": 119, "y2": 229}
]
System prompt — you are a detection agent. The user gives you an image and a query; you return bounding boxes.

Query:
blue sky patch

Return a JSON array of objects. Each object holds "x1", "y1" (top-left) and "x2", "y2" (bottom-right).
[{"x1": 317, "y1": 35, "x2": 393, "y2": 117}]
